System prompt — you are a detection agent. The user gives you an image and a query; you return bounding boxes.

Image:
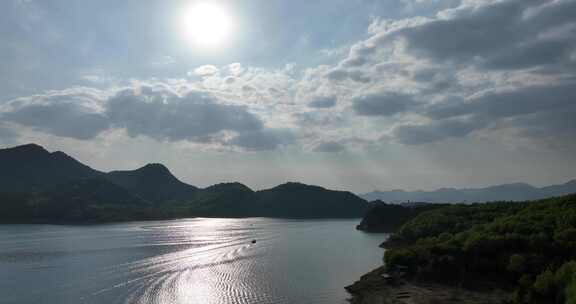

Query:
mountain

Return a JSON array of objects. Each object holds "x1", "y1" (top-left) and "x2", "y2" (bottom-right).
[
  {"x1": 188, "y1": 182, "x2": 259, "y2": 217},
  {"x1": 541, "y1": 179, "x2": 576, "y2": 197},
  {"x1": 0, "y1": 178, "x2": 151, "y2": 222},
  {"x1": 0, "y1": 144, "x2": 101, "y2": 192},
  {"x1": 0, "y1": 144, "x2": 199, "y2": 204},
  {"x1": 0, "y1": 143, "x2": 369, "y2": 222},
  {"x1": 255, "y1": 182, "x2": 368, "y2": 218},
  {"x1": 106, "y1": 164, "x2": 198, "y2": 203},
  {"x1": 184, "y1": 182, "x2": 370, "y2": 218},
  {"x1": 361, "y1": 180, "x2": 576, "y2": 203}
]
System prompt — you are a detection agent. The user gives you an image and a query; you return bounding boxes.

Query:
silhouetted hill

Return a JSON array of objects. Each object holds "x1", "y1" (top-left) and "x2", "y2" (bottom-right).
[
  {"x1": 2, "y1": 143, "x2": 572, "y2": 223},
  {"x1": 0, "y1": 178, "x2": 152, "y2": 222},
  {"x1": 2, "y1": 143, "x2": 573, "y2": 223},
  {"x1": 0, "y1": 144, "x2": 101, "y2": 192},
  {"x1": 356, "y1": 200, "x2": 443, "y2": 232},
  {"x1": 106, "y1": 164, "x2": 198, "y2": 203},
  {"x1": 188, "y1": 182, "x2": 259, "y2": 217},
  {"x1": 255, "y1": 182, "x2": 368, "y2": 218},
  {"x1": 185, "y1": 182, "x2": 369, "y2": 218},
  {"x1": 361, "y1": 180, "x2": 576, "y2": 203},
  {"x1": 0, "y1": 143, "x2": 369, "y2": 222}
]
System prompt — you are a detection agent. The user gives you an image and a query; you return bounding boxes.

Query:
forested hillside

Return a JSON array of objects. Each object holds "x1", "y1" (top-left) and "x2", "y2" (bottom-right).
[{"x1": 382, "y1": 194, "x2": 576, "y2": 303}]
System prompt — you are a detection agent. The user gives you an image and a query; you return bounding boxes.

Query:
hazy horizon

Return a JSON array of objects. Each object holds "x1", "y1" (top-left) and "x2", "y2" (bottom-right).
[
  {"x1": 4, "y1": 142, "x2": 576, "y2": 195},
  {"x1": 1, "y1": 0, "x2": 575, "y2": 193}
]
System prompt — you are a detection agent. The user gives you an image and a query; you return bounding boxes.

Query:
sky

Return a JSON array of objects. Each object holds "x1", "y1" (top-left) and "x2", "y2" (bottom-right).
[{"x1": 0, "y1": 0, "x2": 575, "y2": 193}]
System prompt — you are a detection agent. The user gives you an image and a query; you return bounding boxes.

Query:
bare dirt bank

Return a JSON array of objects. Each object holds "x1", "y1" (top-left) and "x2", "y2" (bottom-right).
[{"x1": 345, "y1": 266, "x2": 509, "y2": 304}]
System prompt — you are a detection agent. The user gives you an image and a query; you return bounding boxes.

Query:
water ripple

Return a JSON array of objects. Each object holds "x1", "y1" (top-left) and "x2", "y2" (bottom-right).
[{"x1": 0, "y1": 218, "x2": 387, "y2": 304}]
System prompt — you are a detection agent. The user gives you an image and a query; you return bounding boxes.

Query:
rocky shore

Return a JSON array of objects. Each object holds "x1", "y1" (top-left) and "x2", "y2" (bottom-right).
[{"x1": 345, "y1": 266, "x2": 509, "y2": 304}]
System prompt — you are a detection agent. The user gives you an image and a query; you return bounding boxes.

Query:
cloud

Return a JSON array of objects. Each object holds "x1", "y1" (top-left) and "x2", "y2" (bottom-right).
[
  {"x1": 0, "y1": 84, "x2": 298, "y2": 151},
  {"x1": 292, "y1": 111, "x2": 345, "y2": 127},
  {"x1": 242, "y1": 85, "x2": 256, "y2": 93},
  {"x1": 227, "y1": 63, "x2": 244, "y2": 76},
  {"x1": 313, "y1": 141, "x2": 346, "y2": 153},
  {"x1": 393, "y1": 117, "x2": 487, "y2": 145},
  {"x1": 391, "y1": 82, "x2": 576, "y2": 146},
  {"x1": 227, "y1": 129, "x2": 295, "y2": 151},
  {"x1": 325, "y1": 69, "x2": 371, "y2": 83},
  {"x1": 107, "y1": 88, "x2": 264, "y2": 142},
  {"x1": 224, "y1": 76, "x2": 236, "y2": 84},
  {"x1": 308, "y1": 96, "x2": 337, "y2": 108},
  {"x1": 0, "y1": 88, "x2": 110, "y2": 140},
  {"x1": 352, "y1": 92, "x2": 416, "y2": 116},
  {"x1": 3, "y1": 0, "x2": 575, "y2": 154},
  {"x1": 390, "y1": 82, "x2": 576, "y2": 146},
  {"x1": 330, "y1": 0, "x2": 576, "y2": 90},
  {"x1": 484, "y1": 38, "x2": 576, "y2": 70},
  {"x1": 399, "y1": 0, "x2": 461, "y2": 14},
  {"x1": 314, "y1": 0, "x2": 576, "y2": 149},
  {"x1": 427, "y1": 83, "x2": 576, "y2": 121},
  {"x1": 3, "y1": 102, "x2": 109, "y2": 140},
  {"x1": 382, "y1": 0, "x2": 576, "y2": 71},
  {"x1": 510, "y1": 106, "x2": 576, "y2": 149},
  {"x1": 193, "y1": 65, "x2": 219, "y2": 77}
]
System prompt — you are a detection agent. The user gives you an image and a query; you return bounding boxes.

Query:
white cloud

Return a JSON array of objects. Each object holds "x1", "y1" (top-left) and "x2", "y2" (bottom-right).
[
  {"x1": 0, "y1": 83, "x2": 298, "y2": 151},
  {"x1": 227, "y1": 63, "x2": 244, "y2": 76},
  {"x1": 321, "y1": 0, "x2": 576, "y2": 149},
  {"x1": 192, "y1": 65, "x2": 220, "y2": 77},
  {"x1": 3, "y1": 0, "x2": 575, "y2": 153}
]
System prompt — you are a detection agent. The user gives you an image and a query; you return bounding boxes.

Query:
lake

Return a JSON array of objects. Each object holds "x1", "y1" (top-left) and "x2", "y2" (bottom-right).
[{"x1": 0, "y1": 218, "x2": 387, "y2": 304}]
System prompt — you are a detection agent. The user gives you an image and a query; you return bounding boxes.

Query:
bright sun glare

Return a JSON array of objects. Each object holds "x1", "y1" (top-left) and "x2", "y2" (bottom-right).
[{"x1": 181, "y1": 2, "x2": 233, "y2": 48}]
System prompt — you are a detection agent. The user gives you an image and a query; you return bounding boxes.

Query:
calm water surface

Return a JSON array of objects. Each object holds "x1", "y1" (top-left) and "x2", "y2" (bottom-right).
[{"x1": 0, "y1": 218, "x2": 387, "y2": 304}]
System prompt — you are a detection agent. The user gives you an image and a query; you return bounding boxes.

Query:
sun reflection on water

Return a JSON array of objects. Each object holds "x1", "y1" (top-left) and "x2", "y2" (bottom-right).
[
  {"x1": 116, "y1": 218, "x2": 271, "y2": 304},
  {"x1": 0, "y1": 218, "x2": 386, "y2": 304}
]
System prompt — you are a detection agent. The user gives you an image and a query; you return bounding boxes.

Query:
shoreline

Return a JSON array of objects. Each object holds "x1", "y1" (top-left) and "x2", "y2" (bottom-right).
[
  {"x1": 0, "y1": 215, "x2": 364, "y2": 225},
  {"x1": 345, "y1": 266, "x2": 509, "y2": 304}
]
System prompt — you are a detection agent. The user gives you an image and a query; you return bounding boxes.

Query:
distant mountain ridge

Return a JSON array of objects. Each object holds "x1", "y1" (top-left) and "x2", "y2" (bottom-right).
[
  {"x1": 360, "y1": 180, "x2": 576, "y2": 203},
  {"x1": 0, "y1": 143, "x2": 369, "y2": 222},
  {"x1": 2, "y1": 143, "x2": 573, "y2": 223}
]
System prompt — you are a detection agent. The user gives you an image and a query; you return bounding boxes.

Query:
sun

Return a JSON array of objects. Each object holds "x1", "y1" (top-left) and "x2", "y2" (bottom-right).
[{"x1": 180, "y1": 2, "x2": 234, "y2": 48}]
